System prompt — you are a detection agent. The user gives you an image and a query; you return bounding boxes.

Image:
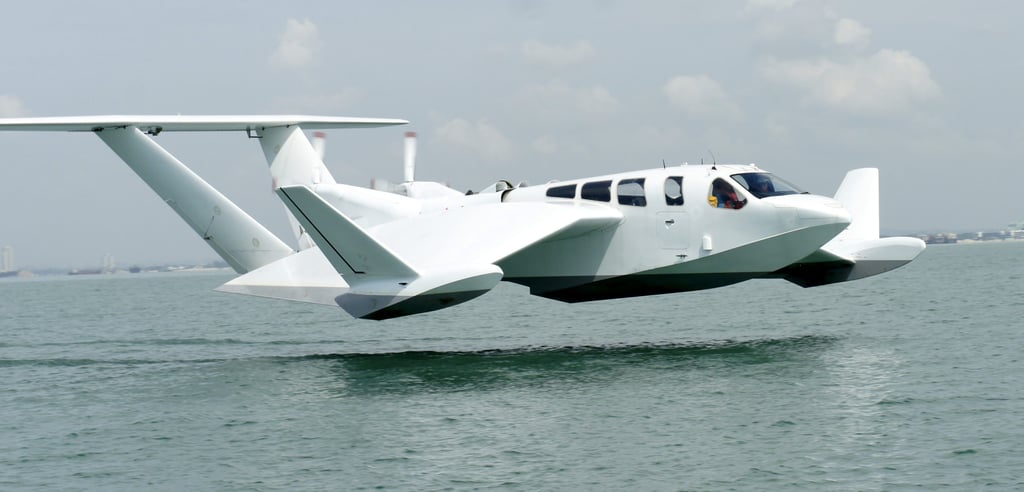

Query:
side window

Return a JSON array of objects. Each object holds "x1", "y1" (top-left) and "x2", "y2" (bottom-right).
[
  {"x1": 708, "y1": 178, "x2": 746, "y2": 210},
  {"x1": 581, "y1": 180, "x2": 612, "y2": 202},
  {"x1": 664, "y1": 176, "x2": 684, "y2": 206},
  {"x1": 546, "y1": 184, "x2": 577, "y2": 199},
  {"x1": 617, "y1": 178, "x2": 646, "y2": 206}
]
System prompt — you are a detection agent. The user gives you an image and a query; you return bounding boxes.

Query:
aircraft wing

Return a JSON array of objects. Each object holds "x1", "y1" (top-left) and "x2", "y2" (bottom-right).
[
  {"x1": 368, "y1": 201, "x2": 623, "y2": 270},
  {"x1": 0, "y1": 115, "x2": 407, "y2": 132},
  {"x1": 266, "y1": 186, "x2": 621, "y2": 319}
]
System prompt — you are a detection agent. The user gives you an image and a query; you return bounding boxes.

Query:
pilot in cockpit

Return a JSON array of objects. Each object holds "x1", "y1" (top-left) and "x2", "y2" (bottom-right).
[
  {"x1": 750, "y1": 175, "x2": 774, "y2": 196},
  {"x1": 710, "y1": 179, "x2": 745, "y2": 209}
]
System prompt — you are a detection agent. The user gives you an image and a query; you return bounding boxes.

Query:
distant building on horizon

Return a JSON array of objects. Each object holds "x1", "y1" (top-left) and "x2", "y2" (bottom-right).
[{"x1": 1, "y1": 246, "x2": 13, "y2": 272}]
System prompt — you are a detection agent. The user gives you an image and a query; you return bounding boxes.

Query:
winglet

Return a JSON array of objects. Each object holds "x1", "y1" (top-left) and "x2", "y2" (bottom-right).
[{"x1": 275, "y1": 185, "x2": 418, "y2": 280}]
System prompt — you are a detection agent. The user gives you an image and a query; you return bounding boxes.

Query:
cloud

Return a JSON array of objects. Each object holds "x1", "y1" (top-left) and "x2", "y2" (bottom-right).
[
  {"x1": 746, "y1": 2, "x2": 847, "y2": 58},
  {"x1": 529, "y1": 134, "x2": 590, "y2": 158},
  {"x1": 435, "y1": 118, "x2": 513, "y2": 161},
  {"x1": 0, "y1": 95, "x2": 28, "y2": 117},
  {"x1": 271, "y1": 18, "x2": 319, "y2": 69},
  {"x1": 521, "y1": 81, "x2": 620, "y2": 117},
  {"x1": 531, "y1": 135, "x2": 559, "y2": 155},
  {"x1": 521, "y1": 39, "x2": 596, "y2": 67},
  {"x1": 663, "y1": 75, "x2": 741, "y2": 120},
  {"x1": 759, "y1": 49, "x2": 941, "y2": 116},
  {"x1": 745, "y1": 0, "x2": 799, "y2": 12},
  {"x1": 747, "y1": 5, "x2": 934, "y2": 116},
  {"x1": 272, "y1": 89, "x2": 364, "y2": 112},
  {"x1": 834, "y1": 18, "x2": 871, "y2": 49}
]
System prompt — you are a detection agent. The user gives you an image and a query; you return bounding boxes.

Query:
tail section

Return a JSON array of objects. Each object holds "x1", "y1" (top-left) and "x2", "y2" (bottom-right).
[
  {"x1": 774, "y1": 168, "x2": 925, "y2": 287},
  {"x1": 0, "y1": 115, "x2": 488, "y2": 319},
  {"x1": 274, "y1": 185, "x2": 502, "y2": 320}
]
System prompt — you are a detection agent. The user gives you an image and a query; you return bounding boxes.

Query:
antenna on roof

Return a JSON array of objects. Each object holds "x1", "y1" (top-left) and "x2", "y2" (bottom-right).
[
  {"x1": 662, "y1": 159, "x2": 666, "y2": 169},
  {"x1": 708, "y1": 149, "x2": 717, "y2": 170}
]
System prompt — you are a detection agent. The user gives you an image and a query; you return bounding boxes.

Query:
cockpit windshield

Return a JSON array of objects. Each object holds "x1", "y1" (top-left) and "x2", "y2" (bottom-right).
[{"x1": 730, "y1": 173, "x2": 806, "y2": 199}]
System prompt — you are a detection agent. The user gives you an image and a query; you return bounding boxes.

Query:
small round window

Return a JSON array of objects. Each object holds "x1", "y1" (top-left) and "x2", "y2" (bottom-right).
[{"x1": 664, "y1": 176, "x2": 683, "y2": 206}]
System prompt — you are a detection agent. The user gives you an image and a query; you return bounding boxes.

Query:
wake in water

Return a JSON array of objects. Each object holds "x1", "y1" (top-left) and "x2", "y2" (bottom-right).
[
  {"x1": 0, "y1": 335, "x2": 838, "y2": 366},
  {"x1": 0, "y1": 335, "x2": 841, "y2": 403},
  {"x1": 276, "y1": 335, "x2": 843, "y2": 395},
  {"x1": 301, "y1": 334, "x2": 839, "y2": 363}
]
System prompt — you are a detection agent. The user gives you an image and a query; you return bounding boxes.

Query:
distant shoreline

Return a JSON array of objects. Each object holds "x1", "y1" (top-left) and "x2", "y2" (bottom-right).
[{"x1": 941, "y1": 238, "x2": 1024, "y2": 245}]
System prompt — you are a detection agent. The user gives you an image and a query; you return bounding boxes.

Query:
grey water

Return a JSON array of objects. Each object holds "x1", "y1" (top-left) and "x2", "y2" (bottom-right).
[{"x1": 1, "y1": 241, "x2": 1022, "y2": 491}]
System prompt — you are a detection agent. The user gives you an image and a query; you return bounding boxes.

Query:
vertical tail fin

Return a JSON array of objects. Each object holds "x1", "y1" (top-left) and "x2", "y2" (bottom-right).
[
  {"x1": 257, "y1": 126, "x2": 337, "y2": 249},
  {"x1": 832, "y1": 168, "x2": 880, "y2": 241},
  {"x1": 259, "y1": 126, "x2": 337, "y2": 188}
]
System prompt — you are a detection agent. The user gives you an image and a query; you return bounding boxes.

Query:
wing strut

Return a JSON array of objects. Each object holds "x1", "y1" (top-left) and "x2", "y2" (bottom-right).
[{"x1": 96, "y1": 127, "x2": 293, "y2": 273}]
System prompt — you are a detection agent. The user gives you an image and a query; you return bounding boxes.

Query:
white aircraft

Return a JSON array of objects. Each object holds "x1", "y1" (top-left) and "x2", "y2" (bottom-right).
[{"x1": 0, "y1": 115, "x2": 925, "y2": 320}]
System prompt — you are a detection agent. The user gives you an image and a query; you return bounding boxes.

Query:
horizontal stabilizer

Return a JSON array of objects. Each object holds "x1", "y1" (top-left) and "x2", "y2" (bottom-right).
[
  {"x1": 0, "y1": 115, "x2": 407, "y2": 132},
  {"x1": 215, "y1": 248, "x2": 349, "y2": 305},
  {"x1": 275, "y1": 185, "x2": 418, "y2": 279}
]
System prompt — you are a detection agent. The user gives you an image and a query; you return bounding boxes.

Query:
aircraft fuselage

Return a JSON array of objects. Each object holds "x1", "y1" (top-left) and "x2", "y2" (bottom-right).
[{"x1": 416, "y1": 164, "x2": 852, "y2": 302}]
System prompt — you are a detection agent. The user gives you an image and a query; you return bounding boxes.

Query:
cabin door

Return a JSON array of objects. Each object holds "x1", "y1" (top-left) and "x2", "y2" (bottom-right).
[{"x1": 656, "y1": 212, "x2": 690, "y2": 251}]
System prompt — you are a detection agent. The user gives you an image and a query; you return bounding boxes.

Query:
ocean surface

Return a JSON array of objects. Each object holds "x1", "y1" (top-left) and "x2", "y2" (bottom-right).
[{"x1": 1, "y1": 241, "x2": 1022, "y2": 491}]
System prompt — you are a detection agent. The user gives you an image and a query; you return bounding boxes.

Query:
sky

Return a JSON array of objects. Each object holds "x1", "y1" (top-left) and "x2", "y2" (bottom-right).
[{"x1": 1, "y1": 1, "x2": 1021, "y2": 269}]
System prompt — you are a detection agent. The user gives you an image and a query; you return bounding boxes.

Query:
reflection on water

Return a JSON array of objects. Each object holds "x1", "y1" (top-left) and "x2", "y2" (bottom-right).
[{"x1": 287, "y1": 335, "x2": 840, "y2": 396}]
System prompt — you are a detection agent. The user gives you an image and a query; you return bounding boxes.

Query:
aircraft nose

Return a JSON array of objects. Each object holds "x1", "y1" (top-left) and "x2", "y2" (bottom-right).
[
  {"x1": 771, "y1": 194, "x2": 852, "y2": 227},
  {"x1": 797, "y1": 196, "x2": 852, "y2": 226}
]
